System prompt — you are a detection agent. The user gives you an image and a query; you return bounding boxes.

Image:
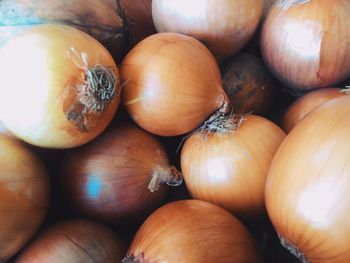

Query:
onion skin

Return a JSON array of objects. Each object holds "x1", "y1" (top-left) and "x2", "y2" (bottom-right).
[
  {"x1": 120, "y1": 32, "x2": 229, "y2": 137},
  {"x1": 152, "y1": 0, "x2": 264, "y2": 61},
  {"x1": 123, "y1": 200, "x2": 263, "y2": 263},
  {"x1": 60, "y1": 123, "x2": 170, "y2": 225},
  {"x1": 16, "y1": 219, "x2": 126, "y2": 263},
  {"x1": 0, "y1": 0, "x2": 127, "y2": 58},
  {"x1": 0, "y1": 135, "x2": 50, "y2": 262},
  {"x1": 0, "y1": 24, "x2": 120, "y2": 149},
  {"x1": 282, "y1": 87, "x2": 347, "y2": 133},
  {"x1": 263, "y1": 0, "x2": 278, "y2": 20},
  {"x1": 181, "y1": 115, "x2": 285, "y2": 220},
  {"x1": 261, "y1": 0, "x2": 350, "y2": 91},
  {"x1": 221, "y1": 53, "x2": 277, "y2": 116},
  {"x1": 266, "y1": 95, "x2": 350, "y2": 262}
]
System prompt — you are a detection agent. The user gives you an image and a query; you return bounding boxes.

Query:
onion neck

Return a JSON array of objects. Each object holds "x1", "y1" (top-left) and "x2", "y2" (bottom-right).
[
  {"x1": 148, "y1": 165, "x2": 183, "y2": 192},
  {"x1": 278, "y1": 0, "x2": 311, "y2": 10},
  {"x1": 122, "y1": 253, "x2": 144, "y2": 263},
  {"x1": 279, "y1": 235, "x2": 309, "y2": 263}
]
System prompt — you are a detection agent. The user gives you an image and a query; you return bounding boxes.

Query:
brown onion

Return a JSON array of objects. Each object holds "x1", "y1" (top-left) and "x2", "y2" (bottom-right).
[
  {"x1": 266, "y1": 95, "x2": 350, "y2": 262},
  {"x1": 221, "y1": 53, "x2": 277, "y2": 116},
  {"x1": 281, "y1": 87, "x2": 347, "y2": 133},
  {"x1": 16, "y1": 219, "x2": 126, "y2": 263},
  {"x1": 152, "y1": 0, "x2": 264, "y2": 61},
  {"x1": 0, "y1": 135, "x2": 50, "y2": 262},
  {"x1": 123, "y1": 200, "x2": 263, "y2": 263},
  {"x1": 181, "y1": 114, "x2": 285, "y2": 220},
  {"x1": 120, "y1": 32, "x2": 229, "y2": 136},
  {"x1": 60, "y1": 122, "x2": 182, "y2": 224},
  {"x1": 261, "y1": 0, "x2": 350, "y2": 91}
]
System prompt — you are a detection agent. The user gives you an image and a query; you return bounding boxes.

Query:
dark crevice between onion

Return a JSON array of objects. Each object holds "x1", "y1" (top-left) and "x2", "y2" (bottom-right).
[
  {"x1": 148, "y1": 165, "x2": 183, "y2": 193},
  {"x1": 279, "y1": 235, "x2": 309, "y2": 263},
  {"x1": 278, "y1": 0, "x2": 311, "y2": 10},
  {"x1": 122, "y1": 253, "x2": 144, "y2": 263}
]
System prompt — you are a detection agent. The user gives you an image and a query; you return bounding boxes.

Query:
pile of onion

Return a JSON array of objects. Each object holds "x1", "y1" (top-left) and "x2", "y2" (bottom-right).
[
  {"x1": 266, "y1": 95, "x2": 350, "y2": 262},
  {"x1": 120, "y1": 32, "x2": 229, "y2": 137},
  {"x1": 60, "y1": 122, "x2": 182, "y2": 224},
  {"x1": 152, "y1": 0, "x2": 264, "y2": 61},
  {"x1": 281, "y1": 87, "x2": 347, "y2": 133},
  {"x1": 0, "y1": 24, "x2": 120, "y2": 148},
  {"x1": 0, "y1": 135, "x2": 50, "y2": 262},
  {"x1": 181, "y1": 114, "x2": 285, "y2": 220},
  {"x1": 16, "y1": 219, "x2": 126, "y2": 263},
  {"x1": 261, "y1": 0, "x2": 350, "y2": 91},
  {"x1": 122, "y1": 199, "x2": 262, "y2": 262}
]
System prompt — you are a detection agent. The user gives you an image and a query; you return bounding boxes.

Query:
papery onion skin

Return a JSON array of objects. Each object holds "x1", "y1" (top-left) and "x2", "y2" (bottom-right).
[
  {"x1": 60, "y1": 122, "x2": 170, "y2": 225},
  {"x1": 120, "y1": 32, "x2": 229, "y2": 137},
  {"x1": 221, "y1": 53, "x2": 277, "y2": 116},
  {"x1": 261, "y1": 0, "x2": 350, "y2": 91},
  {"x1": 0, "y1": 0, "x2": 127, "y2": 58},
  {"x1": 0, "y1": 24, "x2": 120, "y2": 149},
  {"x1": 16, "y1": 219, "x2": 126, "y2": 263},
  {"x1": 181, "y1": 115, "x2": 285, "y2": 220},
  {"x1": 0, "y1": 135, "x2": 50, "y2": 262},
  {"x1": 152, "y1": 0, "x2": 264, "y2": 61},
  {"x1": 123, "y1": 199, "x2": 263, "y2": 263},
  {"x1": 266, "y1": 95, "x2": 350, "y2": 262},
  {"x1": 281, "y1": 87, "x2": 347, "y2": 133}
]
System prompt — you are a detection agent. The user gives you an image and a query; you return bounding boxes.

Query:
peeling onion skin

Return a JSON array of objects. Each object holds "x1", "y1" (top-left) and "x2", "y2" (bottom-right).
[
  {"x1": 120, "y1": 32, "x2": 229, "y2": 137},
  {"x1": 281, "y1": 87, "x2": 347, "y2": 133},
  {"x1": 181, "y1": 115, "x2": 285, "y2": 221},
  {"x1": 266, "y1": 95, "x2": 350, "y2": 262},
  {"x1": 261, "y1": 0, "x2": 350, "y2": 91},
  {"x1": 16, "y1": 219, "x2": 126, "y2": 263},
  {"x1": 152, "y1": 0, "x2": 264, "y2": 61},
  {"x1": 123, "y1": 200, "x2": 263, "y2": 263}
]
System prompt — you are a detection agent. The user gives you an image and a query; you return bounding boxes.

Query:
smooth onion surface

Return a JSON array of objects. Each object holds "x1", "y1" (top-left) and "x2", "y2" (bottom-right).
[
  {"x1": 152, "y1": 0, "x2": 264, "y2": 60},
  {"x1": 123, "y1": 200, "x2": 262, "y2": 263},
  {"x1": 261, "y1": 0, "x2": 350, "y2": 91},
  {"x1": 16, "y1": 219, "x2": 126, "y2": 263},
  {"x1": 0, "y1": 135, "x2": 50, "y2": 262},
  {"x1": 266, "y1": 95, "x2": 350, "y2": 262},
  {"x1": 181, "y1": 115, "x2": 285, "y2": 220},
  {"x1": 221, "y1": 53, "x2": 277, "y2": 116},
  {"x1": 60, "y1": 122, "x2": 175, "y2": 224},
  {"x1": 0, "y1": 24, "x2": 120, "y2": 148},
  {"x1": 282, "y1": 87, "x2": 347, "y2": 133},
  {"x1": 120, "y1": 32, "x2": 229, "y2": 136}
]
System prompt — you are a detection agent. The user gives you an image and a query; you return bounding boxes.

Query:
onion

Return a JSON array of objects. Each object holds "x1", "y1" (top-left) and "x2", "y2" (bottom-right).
[
  {"x1": 0, "y1": 24, "x2": 120, "y2": 149},
  {"x1": 152, "y1": 0, "x2": 264, "y2": 61},
  {"x1": 181, "y1": 114, "x2": 285, "y2": 220},
  {"x1": 282, "y1": 87, "x2": 347, "y2": 133},
  {"x1": 120, "y1": 32, "x2": 230, "y2": 136},
  {"x1": 60, "y1": 122, "x2": 182, "y2": 224},
  {"x1": 266, "y1": 95, "x2": 350, "y2": 262},
  {"x1": 122, "y1": 199, "x2": 263, "y2": 262},
  {"x1": 261, "y1": 0, "x2": 350, "y2": 91},
  {"x1": 262, "y1": 0, "x2": 278, "y2": 20},
  {"x1": 16, "y1": 219, "x2": 126, "y2": 263},
  {"x1": 0, "y1": 118, "x2": 13, "y2": 138},
  {"x1": 221, "y1": 53, "x2": 277, "y2": 116},
  {"x1": 0, "y1": 0, "x2": 127, "y2": 58},
  {"x1": 0, "y1": 135, "x2": 50, "y2": 262}
]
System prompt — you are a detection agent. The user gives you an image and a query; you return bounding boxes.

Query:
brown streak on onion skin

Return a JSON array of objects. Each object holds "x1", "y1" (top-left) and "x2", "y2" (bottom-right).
[
  {"x1": 123, "y1": 200, "x2": 263, "y2": 263},
  {"x1": 60, "y1": 122, "x2": 170, "y2": 225},
  {"x1": 261, "y1": 0, "x2": 350, "y2": 92},
  {"x1": 266, "y1": 95, "x2": 350, "y2": 262},
  {"x1": 0, "y1": 136, "x2": 50, "y2": 262},
  {"x1": 16, "y1": 219, "x2": 126, "y2": 263}
]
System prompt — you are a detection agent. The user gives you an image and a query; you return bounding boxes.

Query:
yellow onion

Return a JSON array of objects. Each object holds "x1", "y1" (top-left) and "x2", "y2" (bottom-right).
[
  {"x1": 152, "y1": 0, "x2": 264, "y2": 61},
  {"x1": 0, "y1": 135, "x2": 50, "y2": 262},
  {"x1": 266, "y1": 95, "x2": 350, "y2": 262},
  {"x1": 120, "y1": 32, "x2": 229, "y2": 137},
  {"x1": 123, "y1": 200, "x2": 263, "y2": 262},
  {"x1": 261, "y1": 0, "x2": 350, "y2": 91},
  {"x1": 0, "y1": 24, "x2": 120, "y2": 148},
  {"x1": 181, "y1": 114, "x2": 285, "y2": 220}
]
